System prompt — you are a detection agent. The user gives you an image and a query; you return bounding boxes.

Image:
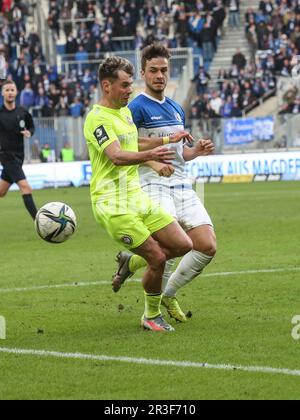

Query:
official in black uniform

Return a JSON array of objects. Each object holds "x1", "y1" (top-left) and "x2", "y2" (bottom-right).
[{"x1": 0, "y1": 80, "x2": 38, "y2": 220}]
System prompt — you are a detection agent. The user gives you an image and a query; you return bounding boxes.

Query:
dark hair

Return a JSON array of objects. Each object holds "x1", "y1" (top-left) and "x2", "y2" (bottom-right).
[
  {"x1": 141, "y1": 44, "x2": 171, "y2": 71},
  {"x1": 99, "y1": 57, "x2": 135, "y2": 83},
  {"x1": 1, "y1": 80, "x2": 17, "y2": 89}
]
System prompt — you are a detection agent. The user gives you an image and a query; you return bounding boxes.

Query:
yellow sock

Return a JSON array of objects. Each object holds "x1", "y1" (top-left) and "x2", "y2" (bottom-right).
[
  {"x1": 144, "y1": 292, "x2": 162, "y2": 319},
  {"x1": 129, "y1": 255, "x2": 147, "y2": 273}
]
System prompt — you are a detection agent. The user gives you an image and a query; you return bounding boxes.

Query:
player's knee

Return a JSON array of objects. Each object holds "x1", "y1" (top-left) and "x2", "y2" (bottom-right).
[
  {"x1": 183, "y1": 237, "x2": 194, "y2": 255},
  {"x1": 176, "y1": 237, "x2": 193, "y2": 258},
  {"x1": 150, "y1": 250, "x2": 167, "y2": 269},
  {"x1": 21, "y1": 186, "x2": 32, "y2": 195},
  {"x1": 155, "y1": 252, "x2": 167, "y2": 268},
  {"x1": 197, "y1": 239, "x2": 217, "y2": 257},
  {"x1": 205, "y1": 243, "x2": 217, "y2": 257},
  {"x1": 0, "y1": 188, "x2": 9, "y2": 198}
]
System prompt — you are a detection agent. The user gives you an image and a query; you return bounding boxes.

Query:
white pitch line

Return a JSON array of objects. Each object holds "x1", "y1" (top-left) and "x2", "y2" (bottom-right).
[
  {"x1": 1, "y1": 267, "x2": 300, "y2": 294},
  {"x1": 202, "y1": 267, "x2": 300, "y2": 278},
  {"x1": 0, "y1": 281, "x2": 115, "y2": 294},
  {"x1": 0, "y1": 347, "x2": 300, "y2": 379}
]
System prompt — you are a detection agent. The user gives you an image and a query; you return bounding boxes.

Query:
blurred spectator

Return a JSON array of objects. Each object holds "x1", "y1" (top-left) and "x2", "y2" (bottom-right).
[
  {"x1": 192, "y1": 65, "x2": 211, "y2": 95},
  {"x1": 70, "y1": 97, "x2": 84, "y2": 117},
  {"x1": 60, "y1": 142, "x2": 75, "y2": 162},
  {"x1": 75, "y1": 45, "x2": 89, "y2": 74},
  {"x1": 31, "y1": 139, "x2": 41, "y2": 161},
  {"x1": 56, "y1": 95, "x2": 70, "y2": 117},
  {"x1": 34, "y1": 87, "x2": 50, "y2": 116},
  {"x1": 213, "y1": 1, "x2": 226, "y2": 35},
  {"x1": 210, "y1": 91, "x2": 223, "y2": 115},
  {"x1": 40, "y1": 143, "x2": 55, "y2": 163},
  {"x1": 20, "y1": 83, "x2": 35, "y2": 108},
  {"x1": 220, "y1": 96, "x2": 234, "y2": 118},
  {"x1": 228, "y1": 0, "x2": 240, "y2": 28},
  {"x1": 232, "y1": 49, "x2": 247, "y2": 70},
  {"x1": 201, "y1": 20, "x2": 216, "y2": 64}
]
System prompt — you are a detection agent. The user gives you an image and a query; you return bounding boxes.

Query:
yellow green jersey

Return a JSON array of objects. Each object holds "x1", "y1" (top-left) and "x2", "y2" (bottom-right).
[
  {"x1": 84, "y1": 104, "x2": 141, "y2": 204},
  {"x1": 84, "y1": 103, "x2": 174, "y2": 250}
]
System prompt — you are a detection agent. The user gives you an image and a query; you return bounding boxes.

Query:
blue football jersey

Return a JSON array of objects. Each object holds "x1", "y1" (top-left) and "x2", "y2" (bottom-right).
[{"x1": 129, "y1": 93, "x2": 187, "y2": 187}]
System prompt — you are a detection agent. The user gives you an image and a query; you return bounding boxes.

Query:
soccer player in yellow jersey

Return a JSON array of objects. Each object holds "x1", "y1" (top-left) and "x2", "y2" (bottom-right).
[
  {"x1": 84, "y1": 57, "x2": 193, "y2": 332},
  {"x1": 112, "y1": 45, "x2": 216, "y2": 325}
]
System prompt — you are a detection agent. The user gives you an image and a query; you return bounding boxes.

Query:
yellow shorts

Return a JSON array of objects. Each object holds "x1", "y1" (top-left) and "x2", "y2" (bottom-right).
[{"x1": 92, "y1": 190, "x2": 174, "y2": 250}]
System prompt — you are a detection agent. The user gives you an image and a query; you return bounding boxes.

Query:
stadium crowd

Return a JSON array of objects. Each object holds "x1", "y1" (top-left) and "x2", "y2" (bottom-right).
[
  {"x1": 2, "y1": 0, "x2": 300, "y2": 120},
  {"x1": 45, "y1": 0, "x2": 231, "y2": 119},
  {"x1": 190, "y1": 48, "x2": 277, "y2": 119},
  {"x1": 191, "y1": 0, "x2": 300, "y2": 119},
  {"x1": 245, "y1": 0, "x2": 300, "y2": 114},
  {"x1": 0, "y1": 0, "x2": 97, "y2": 117},
  {"x1": 45, "y1": 0, "x2": 230, "y2": 119},
  {"x1": 0, "y1": 0, "x2": 229, "y2": 118},
  {"x1": 47, "y1": 0, "x2": 229, "y2": 60}
]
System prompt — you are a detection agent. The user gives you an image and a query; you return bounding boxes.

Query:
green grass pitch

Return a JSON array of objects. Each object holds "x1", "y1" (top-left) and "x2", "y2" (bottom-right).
[{"x1": 0, "y1": 182, "x2": 300, "y2": 400}]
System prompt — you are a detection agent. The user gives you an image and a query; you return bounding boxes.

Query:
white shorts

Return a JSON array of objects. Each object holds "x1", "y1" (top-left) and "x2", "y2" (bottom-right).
[{"x1": 142, "y1": 183, "x2": 213, "y2": 232}]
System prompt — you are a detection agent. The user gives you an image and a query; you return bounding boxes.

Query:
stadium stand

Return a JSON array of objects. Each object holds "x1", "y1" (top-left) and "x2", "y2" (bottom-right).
[
  {"x1": 189, "y1": 0, "x2": 279, "y2": 121},
  {"x1": 0, "y1": 1, "x2": 228, "y2": 121},
  {"x1": 3, "y1": 1, "x2": 300, "y2": 120},
  {"x1": 0, "y1": 0, "x2": 97, "y2": 119},
  {"x1": 48, "y1": 1, "x2": 226, "y2": 56},
  {"x1": 245, "y1": 0, "x2": 298, "y2": 116},
  {"x1": 189, "y1": 0, "x2": 300, "y2": 129},
  {"x1": 0, "y1": 1, "x2": 44, "y2": 98},
  {"x1": 45, "y1": 0, "x2": 231, "y2": 124},
  {"x1": 0, "y1": 1, "x2": 241, "y2": 122},
  {"x1": 1, "y1": 0, "x2": 299, "y2": 161}
]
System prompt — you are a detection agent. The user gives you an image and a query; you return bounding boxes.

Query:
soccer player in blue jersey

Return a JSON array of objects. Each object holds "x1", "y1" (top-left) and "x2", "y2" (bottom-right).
[{"x1": 112, "y1": 44, "x2": 216, "y2": 323}]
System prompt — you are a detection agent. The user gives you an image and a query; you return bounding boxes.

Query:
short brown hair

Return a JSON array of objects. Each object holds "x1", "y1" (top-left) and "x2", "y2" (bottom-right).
[
  {"x1": 99, "y1": 57, "x2": 134, "y2": 83},
  {"x1": 141, "y1": 44, "x2": 171, "y2": 71},
  {"x1": 2, "y1": 80, "x2": 17, "y2": 89}
]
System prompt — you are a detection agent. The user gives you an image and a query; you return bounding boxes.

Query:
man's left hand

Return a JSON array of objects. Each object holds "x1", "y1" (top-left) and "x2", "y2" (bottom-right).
[
  {"x1": 195, "y1": 139, "x2": 215, "y2": 156},
  {"x1": 21, "y1": 130, "x2": 32, "y2": 139},
  {"x1": 170, "y1": 131, "x2": 194, "y2": 145}
]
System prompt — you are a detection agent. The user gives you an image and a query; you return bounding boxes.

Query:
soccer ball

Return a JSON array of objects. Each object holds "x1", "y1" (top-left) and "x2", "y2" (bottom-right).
[{"x1": 35, "y1": 202, "x2": 77, "y2": 244}]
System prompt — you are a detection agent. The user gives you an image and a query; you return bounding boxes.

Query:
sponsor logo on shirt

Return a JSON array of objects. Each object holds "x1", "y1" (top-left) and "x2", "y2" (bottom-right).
[
  {"x1": 94, "y1": 125, "x2": 109, "y2": 147},
  {"x1": 174, "y1": 112, "x2": 182, "y2": 123},
  {"x1": 151, "y1": 116, "x2": 163, "y2": 121}
]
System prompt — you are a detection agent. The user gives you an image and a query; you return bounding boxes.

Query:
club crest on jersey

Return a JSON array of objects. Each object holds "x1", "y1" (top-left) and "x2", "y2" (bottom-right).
[
  {"x1": 121, "y1": 235, "x2": 133, "y2": 246},
  {"x1": 94, "y1": 125, "x2": 109, "y2": 147},
  {"x1": 174, "y1": 112, "x2": 182, "y2": 123}
]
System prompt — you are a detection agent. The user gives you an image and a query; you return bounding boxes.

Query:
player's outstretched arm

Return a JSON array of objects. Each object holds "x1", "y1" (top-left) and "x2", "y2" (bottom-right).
[
  {"x1": 183, "y1": 139, "x2": 215, "y2": 162},
  {"x1": 138, "y1": 131, "x2": 193, "y2": 151},
  {"x1": 104, "y1": 141, "x2": 176, "y2": 166}
]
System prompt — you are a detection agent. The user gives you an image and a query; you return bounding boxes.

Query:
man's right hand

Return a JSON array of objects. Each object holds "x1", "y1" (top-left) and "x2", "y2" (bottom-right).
[
  {"x1": 150, "y1": 162, "x2": 175, "y2": 177},
  {"x1": 148, "y1": 146, "x2": 176, "y2": 164},
  {"x1": 158, "y1": 163, "x2": 175, "y2": 178}
]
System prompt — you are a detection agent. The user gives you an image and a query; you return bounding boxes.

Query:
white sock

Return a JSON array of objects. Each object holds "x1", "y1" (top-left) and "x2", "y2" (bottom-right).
[
  {"x1": 162, "y1": 259, "x2": 176, "y2": 292},
  {"x1": 164, "y1": 251, "x2": 213, "y2": 297}
]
